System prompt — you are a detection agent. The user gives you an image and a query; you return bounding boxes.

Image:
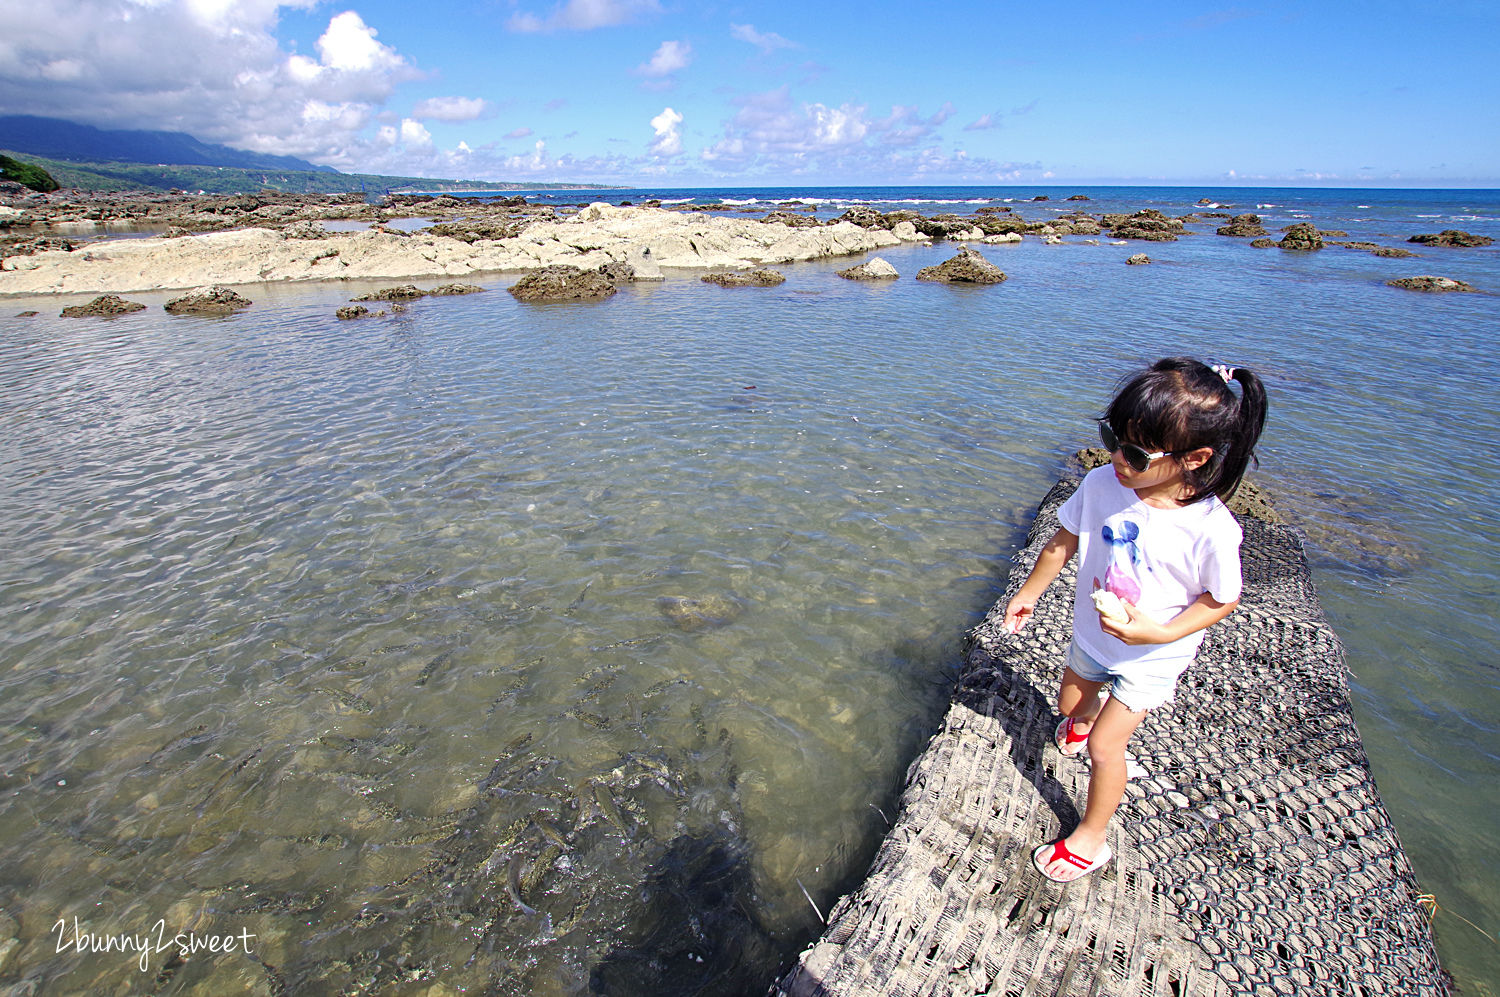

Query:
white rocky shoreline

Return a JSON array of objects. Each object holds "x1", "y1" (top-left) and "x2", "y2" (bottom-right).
[{"x1": 0, "y1": 202, "x2": 927, "y2": 296}]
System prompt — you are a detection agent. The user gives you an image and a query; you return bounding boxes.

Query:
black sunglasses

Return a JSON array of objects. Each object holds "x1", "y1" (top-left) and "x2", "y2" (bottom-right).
[{"x1": 1098, "y1": 421, "x2": 1187, "y2": 473}]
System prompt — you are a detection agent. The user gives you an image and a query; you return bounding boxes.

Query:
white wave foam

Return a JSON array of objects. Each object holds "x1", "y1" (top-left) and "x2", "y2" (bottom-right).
[
  {"x1": 1256, "y1": 203, "x2": 1277, "y2": 209},
  {"x1": 719, "y1": 198, "x2": 762, "y2": 206}
]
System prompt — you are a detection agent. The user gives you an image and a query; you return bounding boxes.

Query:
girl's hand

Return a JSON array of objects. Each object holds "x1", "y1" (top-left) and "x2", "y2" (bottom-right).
[
  {"x1": 1003, "y1": 596, "x2": 1036, "y2": 634},
  {"x1": 1099, "y1": 601, "x2": 1169, "y2": 645}
]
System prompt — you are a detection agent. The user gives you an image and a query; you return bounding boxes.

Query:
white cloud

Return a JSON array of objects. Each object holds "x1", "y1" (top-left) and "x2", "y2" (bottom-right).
[
  {"x1": 400, "y1": 118, "x2": 432, "y2": 146},
  {"x1": 964, "y1": 112, "x2": 1000, "y2": 131},
  {"x1": 508, "y1": 0, "x2": 661, "y2": 33},
  {"x1": 730, "y1": 23, "x2": 796, "y2": 53},
  {"x1": 0, "y1": 1, "x2": 422, "y2": 168},
  {"x1": 650, "y1": 106, "x2": 683, "y2": 157},
  {"x1": 638, "y1": 40, "x2": 691, "y2": 78},
  {"x1": 316, "y1": 11, "x2": 403, "y2": 73},
  {"x1": 412, "y1": 96, "x2": 490, "y2": 121},
  {"x1": 506, "y1": 127, "x2": 534, "y2": 139}
]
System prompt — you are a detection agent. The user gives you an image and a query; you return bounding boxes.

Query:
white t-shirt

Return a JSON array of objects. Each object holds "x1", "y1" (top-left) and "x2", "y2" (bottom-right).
[{"x1": 1057, "y1": 465, "x2": 1243, "y2": 669}]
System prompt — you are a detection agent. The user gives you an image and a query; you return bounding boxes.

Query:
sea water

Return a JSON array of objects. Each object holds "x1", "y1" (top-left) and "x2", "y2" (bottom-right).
[{"x1": 0, "y1": 186, "x2": 1496, "y2": 994}]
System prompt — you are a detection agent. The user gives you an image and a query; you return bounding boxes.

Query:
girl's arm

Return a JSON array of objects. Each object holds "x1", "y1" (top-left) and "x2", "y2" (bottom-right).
[
  {"x1": 1003, "y1": 527, "x2": 1079, "y2": 633},
  {"x1": 1102, "y1": 592, "x2": 1238, "y2": 646}
]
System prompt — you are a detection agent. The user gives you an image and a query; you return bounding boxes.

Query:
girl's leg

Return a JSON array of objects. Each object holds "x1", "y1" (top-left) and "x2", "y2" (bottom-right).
[
  {"x1": 1038, "y1": 695, "x2": 1148, "y2": 882},
  {"x1": 1057, "y1": 667, "x2": 1108, "y2": 737}
]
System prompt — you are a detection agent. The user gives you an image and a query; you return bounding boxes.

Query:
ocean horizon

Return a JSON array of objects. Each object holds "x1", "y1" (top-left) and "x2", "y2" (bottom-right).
[{"x1": 1, "y1": 184, "x2": 1496, "y2": 994}]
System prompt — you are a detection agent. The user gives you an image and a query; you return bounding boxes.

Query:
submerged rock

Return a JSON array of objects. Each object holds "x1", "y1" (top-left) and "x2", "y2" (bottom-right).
[
  {"x1": 164, "y1": 284, "x2": 252, "y2": 314},
  {"x1": 509, "y1": 265, "x2": 617, "y2": 301},
  {"x1": 701, "y1": 269, "x2": 785, "y2": 287},
  {"x1": 336, "y1": 305, "x2": 375, "y2": 319},
  {"x1": 1126, "y1": 253, "x2": 1152, "y2": 265},
  {"x1": 837, "y1": 257, "x2": 899, "y2": 280},
  {"x1": 427, "y1": 283, "x2": 485, "y2": 295},
  {"x1": 915, "y1": 246, "x2": 1007, "y2": 284},
  {"x1": 1372, "y1": 246, "x2": 1418, "y2": 258},
  {"x1": 657, "y1": 594, "x2": 744, "y2": 632},
  {"x1": 1408, "y1": 229, "x2": 1492, "y2": 247},
  {"x1": 1385, "y1": 276, "x2": 1478, "y2": 292},
  {"x1": 1279, "y1": 223, "x2": 1323, "y2": 251},
  {"x1": 59, "y1": 294, "x2": 146, "y2": 317}
]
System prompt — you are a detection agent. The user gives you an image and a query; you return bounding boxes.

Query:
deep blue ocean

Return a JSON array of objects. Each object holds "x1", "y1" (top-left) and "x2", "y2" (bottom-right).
[{"x1": 2, "y1": 185, "x2": 1497, "y2": 994}]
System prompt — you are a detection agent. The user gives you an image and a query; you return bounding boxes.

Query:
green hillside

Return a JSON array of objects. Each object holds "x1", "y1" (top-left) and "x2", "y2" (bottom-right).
[{"x1": 0, "y1": 150, "x2": 612, "y2": 196}]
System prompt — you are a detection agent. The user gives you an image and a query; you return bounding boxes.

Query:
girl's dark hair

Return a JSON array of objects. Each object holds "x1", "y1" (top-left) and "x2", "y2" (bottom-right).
[{"x1": 1103, "y1": 357, "x2": 1268, "y2": 504}]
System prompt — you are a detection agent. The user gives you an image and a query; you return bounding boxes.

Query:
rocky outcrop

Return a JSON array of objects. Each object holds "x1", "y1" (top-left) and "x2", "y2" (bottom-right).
[
  {"x1": 352, "y1": 284, "x2": 425, "y2": 302},
  {"x1": 1279, "y1": 223, "x2": 1323, "y2": 251},
  {"x1": 428, "y1": 283, "x2": 485, "y2": 295},
  {"x1": 702, "y1": 269, "x2": 786, "y2": 287},
  {"x1": 1385, "y1": 276, "x2": 1478, "y2": 292},
  {"x1": 1126, "y1": 254, "x2": 1152, "y2": 265},
  {"x1": 597, "y1": 261, "x2": 638, "y2": 285},
  {"x1": 1408, "y1": 230, "x2": 1493, "y2": 247},
  {"x1": 59, "y1": 294, "x2": 146, "y2": 317},
  {"x1": 425, "y1": 218, "x2": 529, "y2": 243},
  {"x1": 164, "y1": 284, "x2": 252, "y2": 314},
  {"x1": 915, "y1": 246, "x2": 1006, "y2": 284},
  {"x1": 1, "y1": 202, "x2": 902, "y2": 295},
  {"x1": 836, "y1": 258, "x2": 899, "y2": 280},
  {"x1": 1216, "y1": 213, "x2": 1268, "y2": 237},
  {"x1": 761, "y1": 211, "x2": 822, "y2": 228},
  {"x1": 336, "y1": 305, "x2": 374, "y2": 319},
  {"x1": 509, "y1": 265, "x2": 617, "y2": 301},
  {"x1": 1066, "y1": 194, "x2": 1091, "y2": 201},
  {"x1": 1104, "y1": 209, "x2": 1182, "y2": 242}
]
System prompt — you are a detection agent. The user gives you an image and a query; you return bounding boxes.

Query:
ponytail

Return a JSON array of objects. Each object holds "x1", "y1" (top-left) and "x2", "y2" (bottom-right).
[{"x1": 1212, "y1": 366, "x2": 1267, "y2": 503}]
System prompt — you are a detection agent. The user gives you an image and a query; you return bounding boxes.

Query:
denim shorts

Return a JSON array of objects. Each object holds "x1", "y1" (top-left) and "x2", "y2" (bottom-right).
[{"x1": 1065, "y1": 641, "x2": 1192, "y2": 713}]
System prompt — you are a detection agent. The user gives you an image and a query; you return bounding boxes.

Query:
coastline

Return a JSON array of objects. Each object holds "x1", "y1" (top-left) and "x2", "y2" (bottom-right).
[
  {"x1": 2, "y1": 186, "x2": 1490, "y2": 298},
  {"x1": 0, "y1": 199, "x2": 911, "y2": 296}
]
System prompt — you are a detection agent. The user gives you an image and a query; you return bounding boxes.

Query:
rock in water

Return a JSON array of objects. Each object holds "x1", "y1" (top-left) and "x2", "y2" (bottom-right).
[
  {"x1": 59, "y1": 294, "x2": 146, "y2": 317},
  {"x1": 1408, "y1": 229, "x2": 1493, "y2": 247},
  {"x1": 164, "y1": 284, "x2": 253, "y2": 314},
  {"x1": 508, "y1": 265, "x2": 617, "y2": 302},
  {"x1": 1279, "y1": 223, "x2": 1324, "y2": 251},
  {"x1": 1126, "y1": 254, "x2": 1152, "y2": 265},
  {"x1": 836, "y1": 258, "x2": 899, "y2": 280},
  {"x1": 1385, "y1": 276, "x2": 1478, "y2": 292},
  {"x1": 351, "y1": 284, "x2": 425, "y2": 302},
  {"x1": 1216, "y1": 213, "x2": 1268, "y2": 237},
  {"x1": 701, "y1": 269, "x2": 786, "y2": 287},
  {"x1": 1104, "y1": 209, "x2": 1183, "y2": 242},
  {"x1": 427, "y1": 283, "x2": 485, "y2": 295},
  {"x1": 915, "y1": 245, "x2": 1007, "y2": 284},
  {"x1": 336, "y1": 305, "x2": 374, "y2": 319},
  {"x1": 657, "y1": 594, "x2": 743, "y2": 632}
]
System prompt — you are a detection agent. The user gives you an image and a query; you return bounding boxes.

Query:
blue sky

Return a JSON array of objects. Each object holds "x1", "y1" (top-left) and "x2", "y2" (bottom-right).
[{"x1": 3, "y1": 0, "x2": 1497, "y2": 186}]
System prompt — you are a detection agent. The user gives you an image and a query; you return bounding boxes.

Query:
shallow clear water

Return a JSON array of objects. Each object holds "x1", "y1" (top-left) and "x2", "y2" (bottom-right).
[{"x1": 2, "y1": 187, "x2": 1498, "y2": 994}]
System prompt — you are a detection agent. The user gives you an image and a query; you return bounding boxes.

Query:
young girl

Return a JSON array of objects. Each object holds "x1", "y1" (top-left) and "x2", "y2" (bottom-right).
[{"x1": 1003, "y1": 357, "x2": 1268, "y2": 883}]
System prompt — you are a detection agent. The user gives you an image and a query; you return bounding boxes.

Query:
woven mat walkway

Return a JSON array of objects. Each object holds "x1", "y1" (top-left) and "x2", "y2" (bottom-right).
[{"x1": 776, "y1": 476, "x2": 1446, "y2": 997}]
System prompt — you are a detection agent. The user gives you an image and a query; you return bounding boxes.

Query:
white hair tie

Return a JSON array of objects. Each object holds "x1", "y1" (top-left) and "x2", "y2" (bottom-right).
[{"x1": 1211, "y1": 363, "x2": 1236, "y2": 384}]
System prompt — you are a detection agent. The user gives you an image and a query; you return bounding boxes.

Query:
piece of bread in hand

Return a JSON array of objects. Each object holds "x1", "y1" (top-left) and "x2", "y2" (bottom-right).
[{"x1": 1091, "y1": 589, "x2": 1129, "y2": 625}]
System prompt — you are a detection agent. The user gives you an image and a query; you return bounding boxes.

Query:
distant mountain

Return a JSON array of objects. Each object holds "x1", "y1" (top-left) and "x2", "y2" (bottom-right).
[{"x1": 0, "y1": 115, "x2": 339, "y2": 174}]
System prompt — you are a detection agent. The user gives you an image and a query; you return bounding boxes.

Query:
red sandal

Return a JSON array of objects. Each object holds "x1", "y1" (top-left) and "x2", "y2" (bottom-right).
[
  {"x1": 1054, "y1": 717, "x2": 1091, "y2": 756},
  {"x1": 1032, "y1": 838, "x2": 1112, "y2": 883}
]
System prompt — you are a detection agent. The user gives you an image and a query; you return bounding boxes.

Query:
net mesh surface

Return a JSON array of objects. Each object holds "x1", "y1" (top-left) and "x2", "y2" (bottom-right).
[{"x1": 776, "y1": 476, "x2": 1446, "y2": 997}]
